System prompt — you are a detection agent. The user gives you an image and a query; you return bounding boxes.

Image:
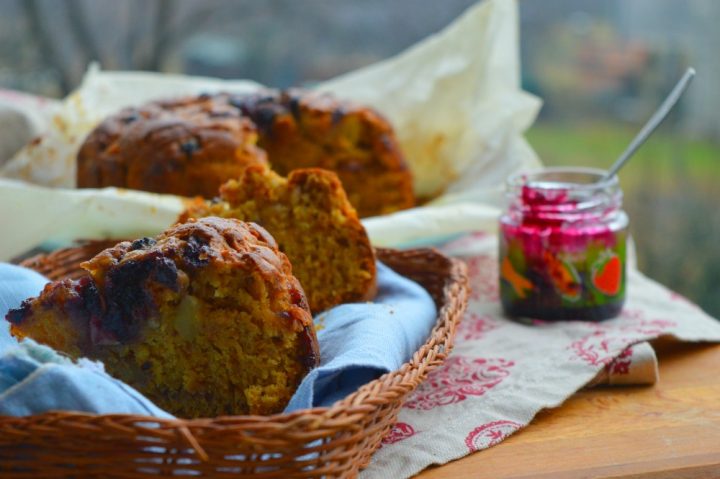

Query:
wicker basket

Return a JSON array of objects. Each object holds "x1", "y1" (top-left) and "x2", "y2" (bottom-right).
[{"x1": 1, "y1": 243, "x2": 468, "y2": 478}]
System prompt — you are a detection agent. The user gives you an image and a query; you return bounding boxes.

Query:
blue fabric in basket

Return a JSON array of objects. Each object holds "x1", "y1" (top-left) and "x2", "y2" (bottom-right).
[
  {"x1": 284, "y1": 262, "x2": 437, "y2": 412},
  {"x1": 0, "y1": 261, "x2": 436, "y2": 417}
]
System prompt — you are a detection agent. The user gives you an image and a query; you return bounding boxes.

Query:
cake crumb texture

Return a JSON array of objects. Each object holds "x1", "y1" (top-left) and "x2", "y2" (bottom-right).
[{"x1": 181, "y1": 165, "x2": 377, "y2": 313}]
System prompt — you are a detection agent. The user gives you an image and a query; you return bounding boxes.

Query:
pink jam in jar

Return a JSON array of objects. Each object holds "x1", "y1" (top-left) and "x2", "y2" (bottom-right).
[{"x1": 499, "y1": 167, "x2": 628, "y2": 321}]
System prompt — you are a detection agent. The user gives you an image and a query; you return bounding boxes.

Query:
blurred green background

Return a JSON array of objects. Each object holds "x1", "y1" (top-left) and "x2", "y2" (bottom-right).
[
  {"x1": 1, "y1": 0, "x2": 718, "y2": 316},
  {"x1": 528, "y1": 123, "x2": 720, "y2": 318}
]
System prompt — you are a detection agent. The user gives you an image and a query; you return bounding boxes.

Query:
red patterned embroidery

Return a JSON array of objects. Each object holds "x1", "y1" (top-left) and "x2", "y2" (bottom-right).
[
  {"x1": 381, "y1": 422, "x2": 417, "y2": 445},
  {"x1": 570, "y1": 311, "x2": 676, "y2": 367},
  {"x1": 404, "y1": 356, "x2": 515, "y2": 410},
  {"x1": 465, "y1": 255, "x2": 500, "y2": 302},
  {"x1": 465, "y1": 420, "x2": 522, "y2": 452},
  {"x1": 607, "y1": 346, "x2": 633, "y2": 375},
  {"x1": 570, "y1": 330, "x2": 627, "y2": 366},
  {"x1": 457, "y1": 312, "x2": 499, "y2": 341}
]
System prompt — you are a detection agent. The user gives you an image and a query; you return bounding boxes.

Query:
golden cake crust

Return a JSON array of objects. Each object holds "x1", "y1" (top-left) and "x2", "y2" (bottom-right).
[{"x1": 76, "y1": 95, "x2": 268, "y2": 197}]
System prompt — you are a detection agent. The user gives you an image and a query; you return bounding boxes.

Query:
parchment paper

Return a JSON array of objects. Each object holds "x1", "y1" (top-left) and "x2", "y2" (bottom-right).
[{"x1": 0, "y1": 0, "x2": 540, "y2": 260}]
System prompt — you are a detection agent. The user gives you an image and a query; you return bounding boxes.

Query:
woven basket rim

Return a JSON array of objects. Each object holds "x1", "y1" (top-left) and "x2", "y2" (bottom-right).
[
  {"x1": 4, "y1": 243, "x2": 469, "y2": 476},
  {"x1": 10, "y1": 246, "x2": 465, "y2": 425}
]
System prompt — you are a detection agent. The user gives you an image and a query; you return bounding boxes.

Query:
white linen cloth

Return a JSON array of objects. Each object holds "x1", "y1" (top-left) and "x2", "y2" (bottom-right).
[{"x1": 360, "y1": 232, "x2": 720, "y2": 478}]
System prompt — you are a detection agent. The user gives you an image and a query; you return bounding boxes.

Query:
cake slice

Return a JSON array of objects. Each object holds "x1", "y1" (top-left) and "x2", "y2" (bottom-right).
[
  {"x1": 180, "y1": 165, "x2": 377, "y2": 313},
  {"x1": 6, "y1": 217, "x2": 319, "y2": 418}
]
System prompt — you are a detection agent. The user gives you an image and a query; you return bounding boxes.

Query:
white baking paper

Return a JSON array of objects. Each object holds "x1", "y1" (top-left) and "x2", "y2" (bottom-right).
[{"x1": 0, "y1": 0, "x2": 540, "y2": 260}]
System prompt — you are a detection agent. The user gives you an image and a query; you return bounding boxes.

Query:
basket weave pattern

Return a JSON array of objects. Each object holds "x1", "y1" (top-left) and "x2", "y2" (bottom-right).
[{"x1": 2, "y1": 245, "x2": 468, "y2": 478}]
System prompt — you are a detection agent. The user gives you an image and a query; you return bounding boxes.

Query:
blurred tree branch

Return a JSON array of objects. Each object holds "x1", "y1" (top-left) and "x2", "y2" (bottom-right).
[
  {"x1": 22, "y1": 0, "x2": 73, "y2": 94},
  {"x1": 21, "y1": 0, "x2": 227, "y2": 95},
  {"x1": 141, "y1": 1, "x2": 222, "y2": 71},
  {"x1": 145, "y1": 0, "x2": 173, "y2": 71},
  {"x1": 65, "y1": 0, "x2": 103, "y2": 66}
]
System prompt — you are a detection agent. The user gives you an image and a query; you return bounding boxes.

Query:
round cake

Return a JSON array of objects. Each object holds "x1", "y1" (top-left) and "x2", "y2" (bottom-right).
[
  {"x1": 232, "y1": 89, "x2": 416, "y2": 217},
  {"x1": 77, "y1": 89, "x2": 415, "y2": 217},
  {"x1": 180, "y1": 165, "x2": 377, "y2": 313},
  {"x1": 76, "y1": 94, "x2": 268, "y2": 198},
  {"x1": 6, "y1": 217, "x2": 319, "y2": 418}
]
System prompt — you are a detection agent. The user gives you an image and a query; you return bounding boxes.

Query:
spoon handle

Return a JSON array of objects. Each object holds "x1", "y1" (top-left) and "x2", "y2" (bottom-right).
[{"x1": 603, "y1": 67, "x2": 696, "y2": 181}]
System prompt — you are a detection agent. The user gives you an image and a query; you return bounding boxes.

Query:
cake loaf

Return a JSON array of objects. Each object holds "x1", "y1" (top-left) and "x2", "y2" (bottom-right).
[{"x1": 77, "y1": 89, "x2": 415, "y2": 217}]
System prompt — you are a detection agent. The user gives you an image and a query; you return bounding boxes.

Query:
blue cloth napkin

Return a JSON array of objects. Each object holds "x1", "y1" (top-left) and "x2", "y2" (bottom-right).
[
  {"x1": 285, "y1": 263, "x2": 437, "y2": 411},
  {"x1": 0, "y1": 262, "x2": 437, "y2": 417}
]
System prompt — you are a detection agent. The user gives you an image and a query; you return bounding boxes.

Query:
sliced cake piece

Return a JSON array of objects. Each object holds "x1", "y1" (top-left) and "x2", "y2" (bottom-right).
[
  {"x1": 180, "y1": 165, "x2": 377, "y2": 313},
  {"x1": 6, "y1": 217, "x2": 319, "y2": 418}
]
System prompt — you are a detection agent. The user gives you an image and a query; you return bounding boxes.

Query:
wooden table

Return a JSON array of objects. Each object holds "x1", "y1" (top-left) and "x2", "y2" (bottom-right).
[{"x1": 416, "y1": 340, "x2": 720, "y2": 478}]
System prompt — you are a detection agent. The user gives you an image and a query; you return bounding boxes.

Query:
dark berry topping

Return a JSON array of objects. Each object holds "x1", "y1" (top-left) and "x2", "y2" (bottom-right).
[
  {"x1": 252, "y1": 107, "x2": 279, "y2": 133},
  {"x1": 5, "y1": 299, "x2": 32, "y2": 325},
  {"x1": 331, "y1": 107, "x2": 345, "y2": 126},
  {"x1": 152, "y1": 256, "x2": 181, "y2": 289},
  {"x1": 228, "y1": 96, "x2": 250, "y2": 114},
  {"x1": 74, "y1": 277, "x2": 103, "y2": 319},
  {"x1": 299, "y1": 324, "x2": 320, "y2": 370},
  {"x1": 130, "y1": 237, "x2": 157, "y2": 251},
  {"x1": 120, "y1": 112, "x2": 140, "y2": 124},
  {"x1": 182, "y1": 235, "x2": 210, "y2": 269},
  {"x1": 228, "y1": 93, "x2": 282, "y2": 134},
  {"x1": 289, "y1": 287, "x2": 304, "y2": 306},
  {"x1": 101, "y1": 252, "x2": 180, "y2": 341},
  {"x1": 288, "y1": 95, "x2": 302, "y2": 121},
  {"x1": 180, "y1": 138, "x2": 200, "y2": 157}
]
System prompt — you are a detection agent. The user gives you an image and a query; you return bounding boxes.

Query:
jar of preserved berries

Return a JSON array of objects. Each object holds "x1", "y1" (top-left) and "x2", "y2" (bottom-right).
[{"x1": 499, "y1": 167, "x2": 628, "y2": 321}]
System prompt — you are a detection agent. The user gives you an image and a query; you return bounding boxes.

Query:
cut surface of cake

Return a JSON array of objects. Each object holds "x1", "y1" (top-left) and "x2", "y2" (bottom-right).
[
  {"x1": 6, "y1": 217, "x2": 319, "y2": 418},
  {"x1": 180, "y1": 165, "x2": 377, "y2": 313}
]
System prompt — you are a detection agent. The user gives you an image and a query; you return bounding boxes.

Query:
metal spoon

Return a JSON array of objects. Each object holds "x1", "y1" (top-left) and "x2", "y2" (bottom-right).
[{"x1": 602, "y1": 67, "x2": 696, "y2": 182}]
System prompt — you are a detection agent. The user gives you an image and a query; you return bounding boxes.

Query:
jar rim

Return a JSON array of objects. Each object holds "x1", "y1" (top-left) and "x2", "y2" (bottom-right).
[{"x1": 507, "y1": 166, "x2": 619, "y2": 192}]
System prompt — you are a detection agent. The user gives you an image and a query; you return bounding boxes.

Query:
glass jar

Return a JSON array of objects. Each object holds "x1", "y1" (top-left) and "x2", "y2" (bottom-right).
[{"x1": 499, "y1": 167, "x2": 628, "y2": 321}]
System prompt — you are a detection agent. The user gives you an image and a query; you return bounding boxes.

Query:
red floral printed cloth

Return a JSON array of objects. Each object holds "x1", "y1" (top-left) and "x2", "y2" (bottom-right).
[{"x1": 362, "y1": 233, "x2": 720, "y2": 478}]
